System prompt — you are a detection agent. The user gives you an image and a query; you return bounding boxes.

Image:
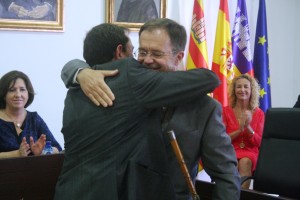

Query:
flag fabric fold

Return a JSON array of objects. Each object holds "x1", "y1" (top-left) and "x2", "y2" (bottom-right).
[
  {"x1": 211, "y1": 0, "x2": 233, "y2": 107},
  {"x1": 253, "y1": 0, "x2": 271, "y2": 112},
  {"x1": 186, "y1": 0, "x2": 208, "y2": 70},
  {"x1": 231, "y1": 0, "x2": 253, "y2": 76},
  {"x1": 186, "y1": 0, "x2": 208, "y2": 172}
]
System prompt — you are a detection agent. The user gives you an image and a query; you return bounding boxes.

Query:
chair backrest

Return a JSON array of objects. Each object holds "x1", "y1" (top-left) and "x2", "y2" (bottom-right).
[{"x1": 253, "y1": 108, "x2": 300, "y2": 199}]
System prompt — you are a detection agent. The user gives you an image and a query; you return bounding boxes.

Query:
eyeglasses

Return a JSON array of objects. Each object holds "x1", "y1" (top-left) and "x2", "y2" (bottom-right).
[{"x1": 134, "y1": 49, "x2": 176, "y2": 59}]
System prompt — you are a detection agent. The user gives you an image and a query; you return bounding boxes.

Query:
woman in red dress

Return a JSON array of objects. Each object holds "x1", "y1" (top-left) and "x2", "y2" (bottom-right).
[{"x1": 222, "y1": 74, "x2": 265, "y2": 189}]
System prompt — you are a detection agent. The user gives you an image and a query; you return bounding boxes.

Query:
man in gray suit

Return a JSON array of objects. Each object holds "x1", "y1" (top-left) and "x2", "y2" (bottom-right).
[
  {"x1": 61, "y1": 19, "x2": 241, "y2": 200},
  {"x1": 55, "y1": 23, "x2": 220, "y2": 200}
]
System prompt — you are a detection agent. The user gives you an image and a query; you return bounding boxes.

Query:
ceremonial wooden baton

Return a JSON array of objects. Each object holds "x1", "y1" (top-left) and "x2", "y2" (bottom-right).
[{"x1": 167, "y1": 130, "x2": 200, "y2": 200}]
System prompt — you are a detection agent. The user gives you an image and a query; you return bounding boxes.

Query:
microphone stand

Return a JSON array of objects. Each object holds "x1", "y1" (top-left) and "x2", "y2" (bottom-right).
[{"x1": 167, "y1": 130, "x2": 200, "y2": 200}]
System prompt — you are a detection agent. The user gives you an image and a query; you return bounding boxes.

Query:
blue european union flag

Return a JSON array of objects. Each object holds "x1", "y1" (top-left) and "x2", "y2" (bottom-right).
[{"x1": 253, "y1": 0, "x2": 271, "y2": 113}]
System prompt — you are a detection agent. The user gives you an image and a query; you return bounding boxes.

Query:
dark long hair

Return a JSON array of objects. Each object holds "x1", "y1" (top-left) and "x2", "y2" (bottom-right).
[{"x1": 0, "y1": 70, "x2": 35, "y2": 108}]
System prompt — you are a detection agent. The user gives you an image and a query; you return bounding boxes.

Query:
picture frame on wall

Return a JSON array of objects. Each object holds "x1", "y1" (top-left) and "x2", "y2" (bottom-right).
[
  {"x1": 0, "y1": 0, "x2": 63, "y2": 32},
  {"x1": 106, "y1": 0, "x2": 167, "y2": 31}
]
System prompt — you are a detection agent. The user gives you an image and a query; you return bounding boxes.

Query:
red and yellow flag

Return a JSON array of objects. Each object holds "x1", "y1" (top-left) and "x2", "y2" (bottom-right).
[
  {"x1": 186, "y1": 0, "x2": 208, "y2": 69},
  {"x1": 211, "y1": 0, "x2": 233, "y2": 107},
  {"x1": 186, "y1": 0, "x2": 209, "y2": 172}
]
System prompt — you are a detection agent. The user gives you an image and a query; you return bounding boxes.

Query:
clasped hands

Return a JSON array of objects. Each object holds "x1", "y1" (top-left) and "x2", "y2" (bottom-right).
[
  {"x1": 19, "y1": 134, "x2": 46, "y2": 157},
  {"x1": 238, "y1": 111, "x2": 254, "y2": 136},
  {"x1": 9, "y1": 2, "x2": 51, "y2": 19}
]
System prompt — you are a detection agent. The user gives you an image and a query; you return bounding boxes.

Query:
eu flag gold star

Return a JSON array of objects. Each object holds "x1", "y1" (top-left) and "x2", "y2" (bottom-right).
[
  {"x1": 258, "y1": 36, "x2": 267, "y2": 45},
  {"x1": 260, "y1": 88, "x2": 267, "y2": 98}
]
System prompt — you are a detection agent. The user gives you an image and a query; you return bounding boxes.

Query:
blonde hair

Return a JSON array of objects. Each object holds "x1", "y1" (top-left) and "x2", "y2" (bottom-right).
[{"x1": 228, "y1": 74, "x2": 260, "y2": 110}]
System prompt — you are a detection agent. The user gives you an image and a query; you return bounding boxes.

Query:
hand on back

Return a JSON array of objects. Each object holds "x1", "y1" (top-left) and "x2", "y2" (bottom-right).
[{"x1": 77, "y1": 68, "x2": 119, "y2": 107}]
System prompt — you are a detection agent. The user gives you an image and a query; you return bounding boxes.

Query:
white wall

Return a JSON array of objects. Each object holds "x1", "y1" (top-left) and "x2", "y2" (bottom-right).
[{"x1": 0, "y1": 0, "x2": 299, "y2": 149}]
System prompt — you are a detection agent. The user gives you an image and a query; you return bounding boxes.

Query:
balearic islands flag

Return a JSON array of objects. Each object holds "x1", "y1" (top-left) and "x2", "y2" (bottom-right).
[
  {"x1": 211, "y1": 0, "x2": 233, "y2": 107},
  {"x1": 231, "y1": 0, "x2": 254, "y2": 76},
  {"x1": 186, "y1": 0, "x2": 208, "y2": 70},
  {"x1": 253, "y1": 0, "x2": 271, "y2": 112}
]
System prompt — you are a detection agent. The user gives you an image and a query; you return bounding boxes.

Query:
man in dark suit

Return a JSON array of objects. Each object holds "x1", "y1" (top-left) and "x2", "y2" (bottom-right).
[
  {"x1": 55, "y1": 23, "x2": 220, "y2": 200},
  {"x1": 61, "y1": 19, "x2": 241, "y2": 200},
  {"x1": 294, "y1": 95, "x2": 300, "y2": 108}
]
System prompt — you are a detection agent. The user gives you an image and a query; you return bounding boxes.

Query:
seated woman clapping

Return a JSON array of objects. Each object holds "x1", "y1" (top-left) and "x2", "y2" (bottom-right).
[
  {"x1": 222, "y1": 74, "x2": 265, "y2": 189},
  {"x1": 0, "y1": 70, "x2": 62, "y2": 158}
]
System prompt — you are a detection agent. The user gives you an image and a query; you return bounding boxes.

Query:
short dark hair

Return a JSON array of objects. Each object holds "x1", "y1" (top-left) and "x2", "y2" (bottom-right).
[
  {"x1": 83, "y1": 23, "x2": 130, "y2": 66},
  {"x1": 139, "y1": 18, "x2": 187, "y2": 52},
  {"x1": 0, "y1": 70, "x2": 35, "y2": 109}
]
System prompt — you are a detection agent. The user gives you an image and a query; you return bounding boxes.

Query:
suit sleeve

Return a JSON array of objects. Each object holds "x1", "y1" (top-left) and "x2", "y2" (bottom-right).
[
  {"x1": 294, "y1": 95, "x2": 300, "y2": 108},
  {"x1": 129, "y1": 63, "x2": 220, "y2": 108},
  {"x1": 200, "y1": 102, "x2": 241, "y2": 200},
  {"x1": 61, "y1": 59, "x2": 90, "y2": 88}
]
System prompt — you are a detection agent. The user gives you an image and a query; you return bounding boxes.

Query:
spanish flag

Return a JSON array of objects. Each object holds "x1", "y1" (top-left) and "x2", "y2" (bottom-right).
[
  {"x1": 211, "y1": 0, "x2": 233, "y2": 107},
  {"x1": 186, "y1": 0, "x2": 208, "y2": 69}
]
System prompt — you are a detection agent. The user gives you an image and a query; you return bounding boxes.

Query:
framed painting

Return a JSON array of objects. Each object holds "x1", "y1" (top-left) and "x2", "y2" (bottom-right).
[
  {"x1": 0, "y1": 0, "x2": 63, "y2": 32},
  {"x1": 106, "y1": 0, "x2": 167, "y2": 31}
]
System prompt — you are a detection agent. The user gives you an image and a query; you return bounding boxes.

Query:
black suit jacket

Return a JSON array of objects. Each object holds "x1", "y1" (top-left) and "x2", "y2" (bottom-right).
[
  {"x1": 294, "y1": 95, "x2": 300, "y2": 108},
  {"x1": 55, "y1": 58, "x2": 219, "y2": 200}
]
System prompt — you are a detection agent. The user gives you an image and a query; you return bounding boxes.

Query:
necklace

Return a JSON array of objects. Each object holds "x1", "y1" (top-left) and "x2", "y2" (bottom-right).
[
  {"x1": 239, "y1": 133, "x2": 245, "y2": 148},
  {"x1": 3, "y1": 110, "x2": 23, "y2": 129},
  {"x1": 15, "y1": 122, "x2": 21, "y2": 128}
]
